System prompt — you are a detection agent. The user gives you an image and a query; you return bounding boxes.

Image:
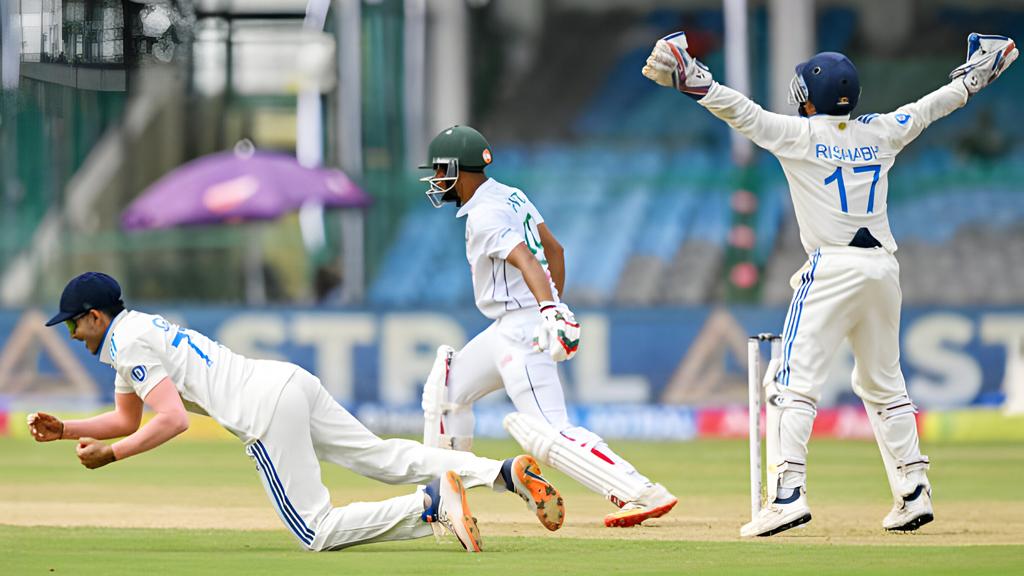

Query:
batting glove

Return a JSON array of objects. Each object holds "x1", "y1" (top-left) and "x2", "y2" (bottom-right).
[
  {"x1": 641, "y1": 31, "x2": 714, "y2": 100},
  {"x1": 949, "y1": 33, "x2": 1018, "y2": 95},
  {"x1": 533, "y1": 301, "x2": 581, "y2": 362}
]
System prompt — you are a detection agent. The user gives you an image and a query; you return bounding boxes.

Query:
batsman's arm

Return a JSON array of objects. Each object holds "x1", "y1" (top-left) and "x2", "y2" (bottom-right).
[
  {"x1": 110, "y1": 377, "x2": 190, "y2": 461},
  {"x1": 537, "y1": 223, "x2": 565, "y2": 297},
  {"x1": 506, "y1": 242, "x2": 557, "y2": 304},
  {"x1": 58, "y1": 392, "x2": 144, "y2": 440},
  {"x1": 698, "y1": 83, "x2": 808, "y2": 158}
]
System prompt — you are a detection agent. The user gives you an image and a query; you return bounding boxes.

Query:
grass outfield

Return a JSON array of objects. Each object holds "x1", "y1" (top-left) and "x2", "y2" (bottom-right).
[{"x1": 2, "y1": 436, "x2": 1023, "y2": 574}]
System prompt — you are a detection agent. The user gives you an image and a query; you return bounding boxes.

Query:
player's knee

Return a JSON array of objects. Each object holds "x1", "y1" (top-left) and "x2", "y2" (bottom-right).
[
  {"x1": 289, "y1": 528, "x2": 320, "y2": 551},
  {"x1": 864, "y1": 396, "x2": 918, "y2": 421},
  {"x1": 851, "y1": 360, "x2": 907, "y2": 392},
  {"x1": 769, "y1": 383, "x2": 818, "y2": 416},
  {"x1": 776, "y1": 376, "x2": 824, "y2": 405},
  {"x1": 446, "y1": 399, "x2": 474, "y2": 416}
]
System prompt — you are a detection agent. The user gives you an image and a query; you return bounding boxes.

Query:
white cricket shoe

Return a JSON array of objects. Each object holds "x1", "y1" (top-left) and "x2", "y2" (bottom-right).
[
  {"x1": 883, "y1": 484, "x2": 934, "y2": 532},
  {"x1": 740, "y1": 488, "x2": 812, "y2": 537},
  {"x1": 432, "y1": 471, "x2": 482, "y2": 552},
  {"x1": 603, "y1": 483, "x2": 678, "y2": 528}
]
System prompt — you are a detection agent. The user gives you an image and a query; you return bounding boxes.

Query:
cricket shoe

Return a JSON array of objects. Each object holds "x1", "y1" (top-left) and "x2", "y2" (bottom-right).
[
  {"x1": 883, "y1": 484, "x2": 933, "y2": 532},
  {"x1": 424, "y1": 471, "x2": 482, "y2": 552},
  {"x1": 506, "y1": 455, "x2": 565, "y2": 531},
  {"x1": 603, "y1": 484, "x2": 678, "y2": 528},
  {"x1": 740, "y1": 488, "x2": 812, "y2": 537}
]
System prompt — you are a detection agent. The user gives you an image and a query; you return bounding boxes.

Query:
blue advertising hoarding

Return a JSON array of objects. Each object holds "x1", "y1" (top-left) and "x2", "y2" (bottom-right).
[{"x1": 1, "y1": 306, "x2": 1019, "y2": 414}]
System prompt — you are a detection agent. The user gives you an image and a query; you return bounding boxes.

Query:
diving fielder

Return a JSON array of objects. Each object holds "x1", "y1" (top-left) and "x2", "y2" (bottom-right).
[
  {"x1": 419, "y1": 125, "x2": 677, "y2": 527},
  {"x1": 27, "y1": 272, "x2": 565, "y2": 552},
  {"x1": 642, "y1": 32, "x2": 1017, "y2": 536}
]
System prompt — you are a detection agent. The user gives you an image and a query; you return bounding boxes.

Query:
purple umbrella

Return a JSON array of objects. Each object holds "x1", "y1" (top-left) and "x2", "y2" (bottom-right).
[{"x1": 121, "y1": 150, "x2": 371, "y2": 231}]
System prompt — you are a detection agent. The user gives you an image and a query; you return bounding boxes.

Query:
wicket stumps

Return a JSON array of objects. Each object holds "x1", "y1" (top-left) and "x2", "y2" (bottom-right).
[{"x1": 747, "y1": 333, "x2": 782, "y2": 522}]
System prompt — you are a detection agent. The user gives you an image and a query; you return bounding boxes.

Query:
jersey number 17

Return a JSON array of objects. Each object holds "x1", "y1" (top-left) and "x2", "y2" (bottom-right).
[{"x1": 824, "y1": 164, "x2": 881, "y2": 214}]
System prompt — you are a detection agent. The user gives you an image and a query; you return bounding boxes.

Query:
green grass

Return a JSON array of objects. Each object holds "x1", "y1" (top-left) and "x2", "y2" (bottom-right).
[
  {"x1": 2, "y1": 437, "x2": 1024, "y2": 575},
  {"x1": 2, "y1": 526, "x2": 1022, "y2": 576}
]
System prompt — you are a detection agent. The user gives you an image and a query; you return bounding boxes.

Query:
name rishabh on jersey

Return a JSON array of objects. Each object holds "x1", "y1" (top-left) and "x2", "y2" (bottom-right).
[
  {"x1": 100, "y1": 310, "x2": 298, "y2": 443},
  {"x1": 456, "y1": 178, "x2": 560, "y2": 320},
  {"x1": 814, "y1": 144, "x2": 880, "y2": 162},
  {"x1": 698, "y1": 81, "x2": 969, "y2": 254}
]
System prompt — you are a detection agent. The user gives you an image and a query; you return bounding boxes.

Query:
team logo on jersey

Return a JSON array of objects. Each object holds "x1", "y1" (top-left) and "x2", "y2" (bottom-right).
[
  {"x1": 482, "y1": 148, "x2": 492, "y2": 164},
  {"x1": 131, "y1": 365, "x2": 147, "y2": 383},
  {"x1": 895, "y1": 113, "x2": 911, "y2": 125}
]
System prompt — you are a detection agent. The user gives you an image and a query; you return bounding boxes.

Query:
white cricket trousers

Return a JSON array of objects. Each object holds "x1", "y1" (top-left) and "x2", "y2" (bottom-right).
[
  {"x1": 246, "y1": 368, "x2": 502, "y2": 551},
  {"x1": 447, "y1": 307, "x2": 573, "y2": 430},
  {"x1": 779, "y1": 246, "x2": 909, "y2": 404}
]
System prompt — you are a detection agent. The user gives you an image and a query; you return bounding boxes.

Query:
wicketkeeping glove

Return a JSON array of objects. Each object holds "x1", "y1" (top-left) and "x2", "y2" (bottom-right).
[
  {"x1": 533, "y1": 301, "x2": 581, "y2": 362},
  {"x1": 641, "y1": 31, "x2": 714, "y2": 100},
  {"x1": 949, "y1": 33, "x2": 1018, "y2": 95}
]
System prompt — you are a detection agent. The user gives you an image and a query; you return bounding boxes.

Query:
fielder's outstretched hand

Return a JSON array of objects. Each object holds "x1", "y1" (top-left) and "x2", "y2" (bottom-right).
[
  {"x1": 642, "y1": 31, "x2": 714, "y2": 99},
  {"x1": 27, "y1": 412, "x2": 64, "y2": 442},
  {"x1": 76, "y1": 437, "x2": 116, "y2": 469},
  {"x1": 533, "y1": 302, "x2": 581, "y2": 362},
  {"x1": 950, "y1": 33, "x2": 1018, "y2": 95}
]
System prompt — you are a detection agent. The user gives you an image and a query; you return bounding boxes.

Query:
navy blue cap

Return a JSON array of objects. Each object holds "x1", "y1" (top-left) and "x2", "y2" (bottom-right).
[
  {"x1": 46, "y1": 272, "x2": 124, "y2": 327},
  {"x1": 796, "y1": 52, "x2": 860, "y2": 116}
]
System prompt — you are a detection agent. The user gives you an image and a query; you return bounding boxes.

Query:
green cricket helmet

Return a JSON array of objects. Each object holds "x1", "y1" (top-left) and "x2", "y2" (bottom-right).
[{"x1": 419, "y1": 125, "x2": 493, "y2": 208}]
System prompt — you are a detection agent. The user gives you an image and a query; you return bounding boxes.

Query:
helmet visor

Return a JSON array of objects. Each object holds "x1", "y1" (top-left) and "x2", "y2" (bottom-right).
[
  {"x1": 420, "y1": 158, "x2": 459, "y2": 208},
  {"x1": 787, "y1": 72, "x2": 809, "y2": 106}
]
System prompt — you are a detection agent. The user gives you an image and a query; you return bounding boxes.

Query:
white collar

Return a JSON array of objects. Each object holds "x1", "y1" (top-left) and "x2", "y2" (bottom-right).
[
  {"x1": 98, "y1": 309, "x2": 129, "y2": 366},
  {"x1": 455, "y1": 178, "x2": 496, "y2": 218},
  {"x1": 810, "y1": 113, "x2": 853, "y2": 121}
]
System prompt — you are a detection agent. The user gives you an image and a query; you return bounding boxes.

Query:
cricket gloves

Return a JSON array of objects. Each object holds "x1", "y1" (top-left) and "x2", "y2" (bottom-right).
[
  {"x1": 949, "y1": 33, "x2": 1018, "y2": 95},
  {"x1": 533, "y1": 301, "x2": 581, "y2": 362},
  {"x1": 642, "y1": 31, "x2": 714, "y2": 100}
]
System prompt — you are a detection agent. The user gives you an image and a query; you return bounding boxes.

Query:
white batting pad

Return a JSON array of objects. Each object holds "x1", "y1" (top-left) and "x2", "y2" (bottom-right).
[
  {"x1": 765, "y1": 384, "x2": 816, "y2": 501},
  {"x1": 863, "y1": 398, "x2": 930, "y2": 502},
  {"x1": 503, "y1": 412, "x2": 649, "y2": 504},
  {"x1": 421, "y1": 345, "x2": 455, "y2": 449}
]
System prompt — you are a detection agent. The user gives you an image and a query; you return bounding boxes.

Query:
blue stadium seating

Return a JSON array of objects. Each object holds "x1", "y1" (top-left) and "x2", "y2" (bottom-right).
[
  {"x1": 369, "y1": 146, "x2": 735, "y2": 306},
  {"x1": 369, "y1": 5, "x2": 1024, "y2": 307}
]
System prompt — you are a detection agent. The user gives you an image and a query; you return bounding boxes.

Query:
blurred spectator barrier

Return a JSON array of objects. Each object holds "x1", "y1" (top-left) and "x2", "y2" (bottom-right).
[{"x1": 1, "y1": 305, "x2": 1019, "y2": 414}]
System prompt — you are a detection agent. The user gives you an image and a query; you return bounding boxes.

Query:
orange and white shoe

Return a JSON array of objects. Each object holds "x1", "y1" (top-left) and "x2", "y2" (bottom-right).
[
  {"x1": 434, "y1": 471, "x2": 482, "y2": 552},
  {"x1": 509, "y1": 455, "x2": 565, "y2": 531},
  {"x1": 603, "y1": 484, "x2": 678, "y2": 528}
]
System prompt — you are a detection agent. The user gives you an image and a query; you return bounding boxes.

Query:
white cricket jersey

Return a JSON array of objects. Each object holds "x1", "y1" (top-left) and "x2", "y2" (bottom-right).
[
  {"x1": 100, "y1": 310, "x2": 297, "y2": 443},
  {"x1": 456, "y1": 178, "x2": 559, "y2": 319},
  {"x1": 699, "y1": 81, "x2": 969, "y2": 254}
]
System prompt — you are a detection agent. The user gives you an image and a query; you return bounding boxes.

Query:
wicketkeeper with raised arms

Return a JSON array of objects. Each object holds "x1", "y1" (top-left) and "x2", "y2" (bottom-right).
[
  {"x1": 419, "y1": 125, "x2": 677, "y2": 527},
  {"x1": 643, "y1": 31, "x2": 1017, "y2": 536},
  {"x1": 27, "y1": 271, "x2": 566, "y2": 552}
]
